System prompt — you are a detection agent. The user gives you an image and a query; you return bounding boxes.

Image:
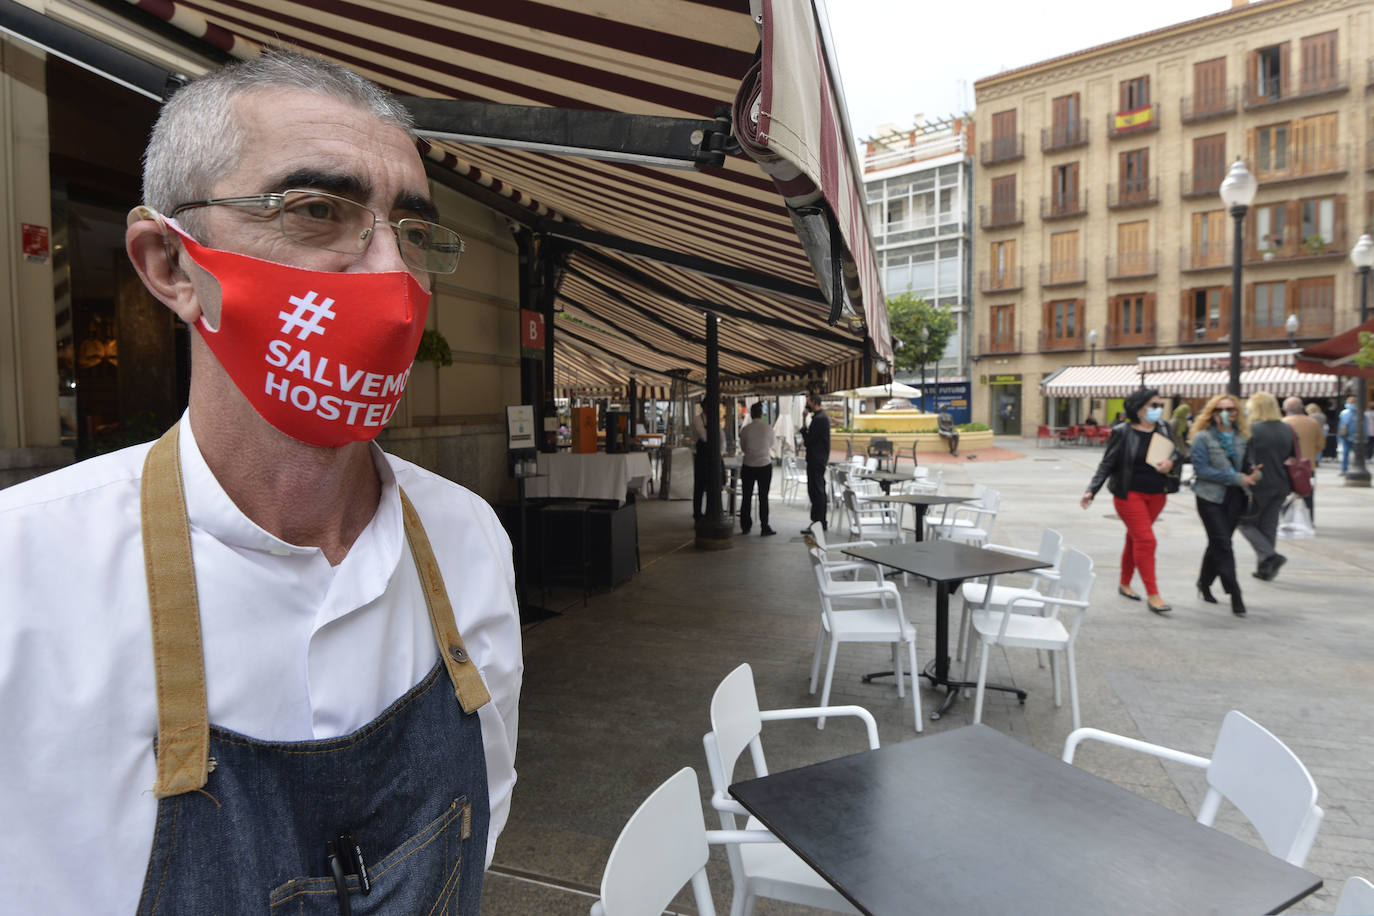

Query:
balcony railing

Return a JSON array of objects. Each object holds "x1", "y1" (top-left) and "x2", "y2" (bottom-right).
[
  {"x1": 1040, "y1": 190, "x2": 1087, "y2": 220},
  {"x1": 1107, "y1": 102, "x2": 1160, "y2": 139},
  {"x1": 1107, "y1": 251, "x2": 1158, "y2": 279},
  {"x1": 1179, "y1": 87, "x2": 1237, "y2": 123},
  {"x1": 1254, "y1": 144, "x2": 1347, "y2": 185},
  {"x1": 979, "y1": 267, "x2": 1024, "y2": 293},
  {"x1": 1041, "y1": 120, "x2": 1089, "y2": 153},
  {"x1": 1180, "y1": 168, "x2": 1226, "y2": 199},
  {"x1": 978, "y1": 331, "x2": 1023, "y2": 356},
  {"x1": 980, "y1": 202, "x2": 1024, "y2": 229},
  {"x1": 980, "y1": 134, "x2": 1024, "y2": 165},
  {"x1": 1105, "y1": 320, "x2": 1158, "y2": 349},
  {"x1": 1040, "y1": 260, "x2": 1086, "y2": 287},
  {"x1": 1243, "y1": 62, "x2": 1349, "y2": 109},
  {"x1": 1038, "y1": 327, "x2": 1085, "y2": 352},
  {"x1": 1244, "y1": 300, "x2": 1334, "y2": 341},
  {"x1": 1249, "y1": 223, "x2": 1349, "y2": 265},
  {"x1": 1180, "y1": 243, "x2": 1230, "y2": 272},
  {"x1": 1178, "y1": 313, "x2": 1231, "y2": 346},
  {"x1": 1107, "y1": 177, "x2": 1159, "y2": 209}
]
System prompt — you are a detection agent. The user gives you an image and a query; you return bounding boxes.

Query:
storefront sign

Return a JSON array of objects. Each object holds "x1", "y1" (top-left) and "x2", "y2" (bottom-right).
[
  {"x1": 987, "y1": 374, "x2": 1022, "y2": 386},
  {"x1": 22, "y1": 223, "x2": 49, "y2": 263},
  {"x1": 520, "y1": 308, "x2": 545, "y2": 358},
  {"x1": 933, "y1": 381, "x2": 972, "y2": 425}
]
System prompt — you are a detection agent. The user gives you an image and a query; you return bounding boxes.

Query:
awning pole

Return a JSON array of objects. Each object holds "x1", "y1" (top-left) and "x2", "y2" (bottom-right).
[{"x1": 697, "y1": 314, "x2": 732, "y2": 548}]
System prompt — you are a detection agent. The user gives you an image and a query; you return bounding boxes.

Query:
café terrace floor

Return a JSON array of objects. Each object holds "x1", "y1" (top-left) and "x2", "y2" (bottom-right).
[{"x1": 481, "y1": 438, "x2": 1374, "y2": 915}]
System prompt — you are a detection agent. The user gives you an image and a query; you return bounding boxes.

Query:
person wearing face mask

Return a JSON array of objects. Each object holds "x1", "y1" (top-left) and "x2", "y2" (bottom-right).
[
  {"x1": 1081, "y1": 387, "x2": 1179, "y2": 614},
  {"x1": 1188, "y1": 393, "x2": 1262, "y2": 617},
  {"x1": 0, "y1": 53, "x2": 521, "y2": 913},
  {"x1": 1237, "y1": 392, "x2": 1294, "y2": 581}
]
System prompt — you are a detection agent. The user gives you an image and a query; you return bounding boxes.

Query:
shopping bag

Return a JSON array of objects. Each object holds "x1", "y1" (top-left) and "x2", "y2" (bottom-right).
[{"x1": 1277, "y1": 495, "x2": 1315, "y2": 539}]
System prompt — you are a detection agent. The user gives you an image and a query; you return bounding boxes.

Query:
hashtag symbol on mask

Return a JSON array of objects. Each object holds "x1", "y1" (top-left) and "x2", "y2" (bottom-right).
[{"x1": 278, "y1": 291, "x2": 338, "y2": 341}]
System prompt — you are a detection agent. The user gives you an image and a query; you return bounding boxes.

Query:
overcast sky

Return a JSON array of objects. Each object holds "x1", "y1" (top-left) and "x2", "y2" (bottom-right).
[{"x1": 824, "y1": 0, "x2": 1235, "y2": 141}]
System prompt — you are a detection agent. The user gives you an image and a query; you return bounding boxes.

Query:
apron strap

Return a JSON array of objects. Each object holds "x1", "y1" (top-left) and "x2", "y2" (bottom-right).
[
  {"x1": 399, "y1": 489, "x2": 491, "y2": 715},
  {"x1": 141, "y1": 425, "x2": 211, "y2": 799},
  {"x1": 141, "y1": 426, "x2": 491, "y2": 798}
]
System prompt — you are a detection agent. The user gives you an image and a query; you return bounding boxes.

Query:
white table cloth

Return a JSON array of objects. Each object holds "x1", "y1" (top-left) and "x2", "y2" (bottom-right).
[{"x1": 528, "y1": 452, "x2": 652, "y2": 503}]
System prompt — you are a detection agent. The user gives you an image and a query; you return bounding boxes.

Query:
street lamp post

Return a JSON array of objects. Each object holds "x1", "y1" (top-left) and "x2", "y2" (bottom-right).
[
  {"x1": 1346, "y1": 233, "x2": 1373, "y2": 487},
  {"x1": 1088, "y1": 327, "x2": 1098, "y2": 366},
  {"x1": 1219, "y1": 159, "x2": 1258, "y2": 396}
]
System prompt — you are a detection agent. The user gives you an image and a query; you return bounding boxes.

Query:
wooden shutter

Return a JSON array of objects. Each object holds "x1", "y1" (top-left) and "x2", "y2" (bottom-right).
[
  {"x1": 1066, "y1": 162, "x2": 1079, "y2": 202},
  {"x1": 1119, "y1": 221, "x2": 1148, "y2": 275},
  {"x1": 1051, "y1": 95, "x2": 1071, "y2": 133},
  {"x1": 1051, "y1": 231, "x2": 1078, "y2": 281},
  {"x1": 1334, "y1": 195, "x2": 1347, "y2": 247},
  {"x1": 1194, "y1": 57, "x2": 1225, "y2": 110},
  {"x1": 991, "y1": 175, "x2": 1015, "y2": 220},
  {"x1": 1246, "y1": 49, "x2": 1259, "y2": 103},
  {"x1": 1279, "y1": 42, "x2": 1291, "y2": 96},
  {"x1": 1193, "y1": 134, "x2": 1225, "y2": 189},
  {"x1": 1301, "y1": 31, "x2": 1337, "y2": 91},
  {"x1": 1144, "y1": 293, "x2": 1156, "y2": 343},
  {"x1": 992, "y1": 109, "x2": 1016, "y2": 141}
]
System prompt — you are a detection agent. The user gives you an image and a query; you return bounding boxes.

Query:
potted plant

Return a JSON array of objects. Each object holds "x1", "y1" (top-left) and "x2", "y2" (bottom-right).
[
  {"x1": 1260, "y1": 235, "x2": 1279, "y2": 260},
  {"x1": 1302, "y1": 234, "x2": 1326, "y2": 256}
]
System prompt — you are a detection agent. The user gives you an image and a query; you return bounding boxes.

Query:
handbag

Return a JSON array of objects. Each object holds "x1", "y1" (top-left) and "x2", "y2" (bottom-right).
[{"x1": 1283, "y1": 426, "x2": 1313, "y2": 498}]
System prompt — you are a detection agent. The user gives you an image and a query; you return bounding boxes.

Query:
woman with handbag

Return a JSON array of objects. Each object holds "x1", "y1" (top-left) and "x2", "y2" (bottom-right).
[
  {"x1": 1237, "y1": 391, "x2": 1294, "y2": 582},
  {"x1": 1189, "y1": 393, "x2": 1261, "y2": 617},
  {"x1": 1081, "y1": 388, "x2": 1179, "y2": 614}
]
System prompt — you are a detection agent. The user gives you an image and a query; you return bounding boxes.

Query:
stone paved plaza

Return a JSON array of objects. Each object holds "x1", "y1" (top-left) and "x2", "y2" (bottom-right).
[{"x1": 482, "y1": 438, "x2": 1374, "y2": 915}]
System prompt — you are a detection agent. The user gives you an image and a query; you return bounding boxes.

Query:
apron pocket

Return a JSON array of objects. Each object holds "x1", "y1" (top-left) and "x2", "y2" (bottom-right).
[{"x1": 268, "y1": 796, "x2": 470, "y2": 915}]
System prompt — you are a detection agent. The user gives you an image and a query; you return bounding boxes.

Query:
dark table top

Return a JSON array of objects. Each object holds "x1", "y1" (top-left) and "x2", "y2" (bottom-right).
[
  {"x1": 857, "y1": 493, "x2": 971, "y2": 507},
  {"x1": 854, "y1": 470, "x2": 914, "y2": 483},
  {"x1": 730, "y1": 725, "x2": 1321, "y2": 916},
  {"x1": 843, "y1": 540, "x2": 1048, "y2": 583}
]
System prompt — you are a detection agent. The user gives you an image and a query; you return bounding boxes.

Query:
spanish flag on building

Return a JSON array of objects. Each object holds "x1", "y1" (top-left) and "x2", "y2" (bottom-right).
[{"x1": 1114, "y1": 105, "x2": 1155, "y2": 132}]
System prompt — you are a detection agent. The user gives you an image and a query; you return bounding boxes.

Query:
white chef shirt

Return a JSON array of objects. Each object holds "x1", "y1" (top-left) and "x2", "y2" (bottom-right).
[{"x1": 0, "y1": 413, "x2": 522, "y2": 913}]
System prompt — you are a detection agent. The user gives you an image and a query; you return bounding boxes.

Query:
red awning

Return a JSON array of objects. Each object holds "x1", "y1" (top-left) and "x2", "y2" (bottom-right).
[{"x1": 1295, "y1": 319, "x2": 1374, "y2": 378}]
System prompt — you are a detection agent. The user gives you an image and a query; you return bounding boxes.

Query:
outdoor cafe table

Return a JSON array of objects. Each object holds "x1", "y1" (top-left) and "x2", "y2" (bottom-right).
[
  {"x1": 729, "y1": 724, "x2": 1321, "y2": 916},
  {"x1": 843, "y1": 541, "x2": 1048, "y2": 718},
  {"x1": 853, "y1": 469, "x2": 913, "y2": 494}
]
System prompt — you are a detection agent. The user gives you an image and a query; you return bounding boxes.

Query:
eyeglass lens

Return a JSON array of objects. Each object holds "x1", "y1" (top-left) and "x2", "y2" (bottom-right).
[{"x1": 277, "y1": 190, "x2": 461, "y2": 274}]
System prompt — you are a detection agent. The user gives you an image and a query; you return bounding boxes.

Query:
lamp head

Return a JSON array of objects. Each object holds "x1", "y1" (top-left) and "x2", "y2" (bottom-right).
[
  {"x1": 1087, "y1": 328, "x2": 1098, "y2": 347},
  {"x1": 1351, "y1": 233, "x2": 1374, "y2": 270},
  {"x1": 1284, "y1": 313, "x2": 1299, "y2": 335},
  {"x1": 1218, "y1": 158, "x2": 1257, "y2": 209}
]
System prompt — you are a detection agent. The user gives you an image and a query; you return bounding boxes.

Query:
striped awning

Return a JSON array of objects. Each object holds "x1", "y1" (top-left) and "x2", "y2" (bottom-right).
[
  {"x1": 1137, "y1": 348, "x2": 1300, "y2": 372},
  {"x1": 1143, "y1": 367, "x2": 1342, "y2": 399},
  {"x1": 1040, "y1": 364, "x2": 1143, "y2": 398},
  {"x1": 93, "y1": 0, "x2": 885, "y2": 391},
  {"x1": 553, "y1": 337, "x2": 684, "y2": 401}
]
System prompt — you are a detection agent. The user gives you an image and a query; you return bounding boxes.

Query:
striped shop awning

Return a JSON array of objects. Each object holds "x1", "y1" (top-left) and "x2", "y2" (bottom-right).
[
  {"x1": 1040, "y1": 364, "x2": 1143, "y2": 398},
  {"x1": 1143, "y1": 367, "x2": 1342, "y2": 399},
  {"x1": 1137, "y1": 348, "x2": 1300, "y2": 372},
  {"x1": 96, "y1": 0, "x2": 887, "y2": 392}
]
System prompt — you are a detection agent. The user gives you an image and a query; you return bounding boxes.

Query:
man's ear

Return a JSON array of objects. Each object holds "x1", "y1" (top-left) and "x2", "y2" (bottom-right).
[{"x1": 125, "y1": 212, "x2": 202, "y2": 325}]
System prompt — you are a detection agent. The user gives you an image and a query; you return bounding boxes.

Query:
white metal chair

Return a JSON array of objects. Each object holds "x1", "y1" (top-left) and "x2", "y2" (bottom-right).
[
  {"x1": 962, "y1": 547, "x2": 1094, "y2": 729},
  {"x1": 590, "y1": 766, "x2": 776, "y2": 916},
  {"x1": 781, "y1": 455, "x2": 807, "y2": 505},
  {"x1": 808, "y1": 545, "x2": 923, "y2": 733},
  {"x1": 1336, "y1": 877, "x2": 1374, "y2": 915},
  {"x1": 805, "y1": 525, "x2": 882, "y2": 582},
  {"x1": 1062, "y1": 710, "x2": 1325, "y2": 867},
  {"x1": 927, "y1": 485, "x2": 999, "y2": 545},
  {"x1": 702, "y1": 663, "x2": 868, "y2": 916},
  {"x1": 841, "y1": 487, "x2": 904, "y2": 546},
  {"x1": 955, "y1": 529, "x2": 1064, "y2": 663}
]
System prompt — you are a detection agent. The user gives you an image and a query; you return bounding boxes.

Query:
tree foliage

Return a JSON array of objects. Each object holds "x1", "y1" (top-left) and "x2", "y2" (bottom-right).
[
  {"x1": 886, "y1": 292, "x2": 956, "y2": 375},
  {"x1": 1356, "y1": 330, "x2": 1374, "y2": 369}
]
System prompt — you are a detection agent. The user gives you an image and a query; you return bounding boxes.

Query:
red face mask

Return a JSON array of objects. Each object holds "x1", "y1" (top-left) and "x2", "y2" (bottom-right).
[{"x1": 168, "y1": 220, "x2": 431, "y2": 447}]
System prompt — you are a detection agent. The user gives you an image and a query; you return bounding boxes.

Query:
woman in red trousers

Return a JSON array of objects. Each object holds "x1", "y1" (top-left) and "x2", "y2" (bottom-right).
[{"x1": 1081, "y1": 387, "x2": 1180, "y2": 614}]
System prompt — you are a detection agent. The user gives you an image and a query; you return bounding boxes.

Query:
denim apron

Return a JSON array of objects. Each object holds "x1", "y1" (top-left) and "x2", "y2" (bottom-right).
[{"x1": 135, "y1": 426, "x2": 490, "y2": 914}]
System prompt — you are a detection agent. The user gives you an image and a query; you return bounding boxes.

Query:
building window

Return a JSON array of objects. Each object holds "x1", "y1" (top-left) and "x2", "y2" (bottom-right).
[
  {"x1": 990, "y1": 239, "x2": 1016, "y2": 288},
  {"x1": 1190, "y1": 210, "x2": 1226, "y2": 268},
  {"x1": 1300, "y1": 196, "x2": 1336, "y2": 246},
  {"x1": 1191, "y1": 134, "x2": 1226, "y2": 194},
  {"x1": 1116, "y1": 220, "x2": 1150, "y2": 275},
  {"x1": 1120, "y1": 75, "x2": 1150, "y2": 110},
  {"x1": 1047, "y1": 300, "x2": 1078, "y2": 340},
  {"x1": 990, "y1": 174, "x2": 1018, "y2": 224},
  {"x1": 1253, "y1": 281, "x2": 1286, "y2": 329},
  {"x1": 1049, "y1": 230, "x2": 1079, "y2": 283},
  {"x1": 1049, "y1": 93, "x2": 1082, "y2": 147},
  {"x1": 1300, "y1": 30, "x2": 1338, "y2": 92},
  {"x1": 1185, "y1": 287, "x2": 1227, "y2": 341},
  {"x1": 1109, "y1": 293, "x2": 1154, "y2": 347},
  {"x1": 1119, "y1": 148, "x2": 1150, "y2": 200},
  {"x1": 1293, "y1": 276, "x2": 1335, "y2": 336},
  {"x1": 991, "y1": 305, "x2": 1015, "y2": 351},
  {"x1": 1255, "y1": 202, "x2": 1288, "y2": 255},
  {"x1": 1193, "y1": 57, "x2": 1227, "y2": 113},
  {"x1": 1256, "y1": 122, "x2": 1289, "y2": 176},
  {"x1": 1255, "y1": 45, "x2": 1284, "y2": 100},
  {"x1": 1051, "y1": 162, "x2": 1079, "y2": 213}
]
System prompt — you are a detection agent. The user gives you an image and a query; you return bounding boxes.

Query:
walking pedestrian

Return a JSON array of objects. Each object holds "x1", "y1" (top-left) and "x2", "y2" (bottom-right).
[
  {"x1": 1189, "y1": 393, "x2": 1261, "y2": 616},
  {"x1": 1081, "y1": 387, "x2": 1178, "y2": 614},
  {"x1": 1337, "y1": 396, "x2": 1358, "y2": 474},
  {"x1": 1237, "y1": 392, "x2": 1293, "y2": 581},
  {"x1": 800, "y1": 393, "x2": 830, "y2": 533},
  {"x1": 1284, "y1": 396, "x2": 1323, "y2": 521}
]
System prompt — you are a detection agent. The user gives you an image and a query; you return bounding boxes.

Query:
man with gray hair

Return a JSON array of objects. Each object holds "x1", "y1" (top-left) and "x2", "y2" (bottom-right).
[
  {"x1": 1283, "y1": 396, "x2": 1322, "y2": 521},
  {"x1": 0, "y1": 52, "x2": 520, "y2": 912}
]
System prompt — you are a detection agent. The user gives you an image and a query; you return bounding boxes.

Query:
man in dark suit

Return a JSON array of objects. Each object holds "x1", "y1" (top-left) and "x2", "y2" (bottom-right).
[{"x1": 800, "y1": 393, "x2": 830, "y2": 533}]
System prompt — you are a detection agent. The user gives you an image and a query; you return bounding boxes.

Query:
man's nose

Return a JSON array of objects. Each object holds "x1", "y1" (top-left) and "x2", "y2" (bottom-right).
[{"x1": 352, "y1": 223, "x2": 414, "y2": 277}]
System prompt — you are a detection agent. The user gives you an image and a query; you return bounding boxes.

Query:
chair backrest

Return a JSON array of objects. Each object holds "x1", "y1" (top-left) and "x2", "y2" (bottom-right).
[
  {"x1": 1037, "y1": 425, "x2": 1051, "y2": 439},
  {"x1": 705, "y1": 664, "x2": 769, "y2": 797},
  {"x1": 863, "y1": 456, "x2": 879, "y2": 472},
  {"x1": 1335, "y1": 877, "x2": 1374, "y2": 916},
  {"x1": 1056, "y1": 548, "x2": 1094, "y2": 602},
  {"x1": 1201, "y1": 710, "x2": 1324, "y2": 866},
  {"x1": 979, "y1": 487, "x2": 1001, "y2": 512},
  {"x1": 592, "y1": 767, "x2": 715, "y2": 916},
  {"x1": 1037, "y1": 529, "x2": 1064, "y2": 568}
]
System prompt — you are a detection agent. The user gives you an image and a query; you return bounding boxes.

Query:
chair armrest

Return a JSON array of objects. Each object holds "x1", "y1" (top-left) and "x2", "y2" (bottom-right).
[
  {"x1": 1062, "y1": 727, "x2": 1212, "y2": 767},
  {"x1": 1005, "y1": 594, "x2": 1085, "y2": 613},
  {"x1": 759, "y1": 704, "x2": 880, "y2": 749},
  {"x1": 709, "y1": 790, "x2": 752, "y2": 816},
  {"x1": 824, "y1": 538, "x2": 878, "y2": 551},
  {"x1": 983, "y1": 544, "x2": 1036, "y2": 559},
  {"x1": 706, "y1": 827, "x2": 788, "y2": 846}
]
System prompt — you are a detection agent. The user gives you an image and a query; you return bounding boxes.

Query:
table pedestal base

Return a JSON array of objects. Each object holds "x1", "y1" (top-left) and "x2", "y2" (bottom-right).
[{"x1": 860, "y1": 662, "x2": 1027, "y2": 720}]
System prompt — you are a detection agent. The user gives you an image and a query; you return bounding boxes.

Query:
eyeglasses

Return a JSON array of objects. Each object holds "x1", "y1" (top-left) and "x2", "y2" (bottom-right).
[
  {"x1": 1148, "y1": 402, "x2": 1165, "y2": 408},
  {"x1": 172, "y1": 189, "x2": 464, "y2": 275}
]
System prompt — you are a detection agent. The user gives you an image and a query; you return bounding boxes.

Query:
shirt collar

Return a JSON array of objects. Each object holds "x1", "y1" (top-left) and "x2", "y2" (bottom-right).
[{"x1": 176, "y1": 412, "x2": 403, "y2": 569}]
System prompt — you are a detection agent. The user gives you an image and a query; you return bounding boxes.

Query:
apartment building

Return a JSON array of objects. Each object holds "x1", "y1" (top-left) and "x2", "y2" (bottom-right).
[
  {"x1": 863, "y1": 118, "x2": 975, "y2": 395},
  {"x1": 972, "y1": 0, "x2": 1370, "y2": 434}
]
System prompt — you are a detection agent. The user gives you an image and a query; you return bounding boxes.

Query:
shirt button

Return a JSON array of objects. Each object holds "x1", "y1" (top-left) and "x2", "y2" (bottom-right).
[{"x1": 448, "y1": 645, "x2": 468, "y2": 663}]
